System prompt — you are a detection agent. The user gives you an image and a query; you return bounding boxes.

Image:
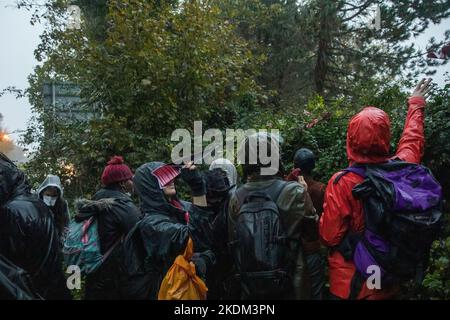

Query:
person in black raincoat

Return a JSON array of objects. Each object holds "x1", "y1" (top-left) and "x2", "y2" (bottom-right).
[
  {"x1": 202, "y1": 168, "x2": 237, "y2": 300},
  {"x1": 0, "y1": 254, "x2": 41, "y2": 300},
  {"x1": 0, "y1": 152, "x2": 71, "y2": 300},
  {"x1": 124, "y1": 161, "x2": 216, "y2": 299},
  {"x1": 81, "y1": 156, "x2": 142, "y2": 300}
]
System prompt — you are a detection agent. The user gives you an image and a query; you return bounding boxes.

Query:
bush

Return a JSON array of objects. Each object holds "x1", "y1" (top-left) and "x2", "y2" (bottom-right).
[{"x1": 422, "y1": 237, "x2": 450, "y2": 299}]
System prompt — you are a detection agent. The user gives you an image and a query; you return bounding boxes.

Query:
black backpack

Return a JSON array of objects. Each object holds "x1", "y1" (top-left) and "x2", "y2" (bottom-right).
[{"x1": 229, "y1": 179, "x2": 291, "y2": 299}]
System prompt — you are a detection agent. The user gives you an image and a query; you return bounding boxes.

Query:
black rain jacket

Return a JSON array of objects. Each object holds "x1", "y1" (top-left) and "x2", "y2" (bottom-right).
[
  {"x1": 122, "y1": 162, "x2": 215, "y2": 299},
  {"x1": 75, "y1": 187, "x2": 141, "y2": 300},
  {"x1": 0, "y1": 156, "x2": 71, "y2": 300}
]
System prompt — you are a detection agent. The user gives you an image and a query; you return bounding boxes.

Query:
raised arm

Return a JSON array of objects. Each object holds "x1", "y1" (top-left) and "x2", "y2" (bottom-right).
[{"x1": 395, "y1": 78, "x2": 433, "y2": 164}]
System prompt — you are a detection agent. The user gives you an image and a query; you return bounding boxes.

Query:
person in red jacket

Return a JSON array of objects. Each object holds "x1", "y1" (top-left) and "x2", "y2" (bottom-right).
[{"x1": 319, "y1": 78, "x2": 434, "y2": 300}]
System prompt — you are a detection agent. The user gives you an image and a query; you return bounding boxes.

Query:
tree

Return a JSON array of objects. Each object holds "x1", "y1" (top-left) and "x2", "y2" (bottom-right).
[
  {"x1": 222, "y1": 0, "x2": 450, "y2": 105},
  {"x1": 22, "y1": 0, "x2": 265, "y2": 198},
  {"x1": 309, "y1": 0, "x2": 450, "y2": 99}
]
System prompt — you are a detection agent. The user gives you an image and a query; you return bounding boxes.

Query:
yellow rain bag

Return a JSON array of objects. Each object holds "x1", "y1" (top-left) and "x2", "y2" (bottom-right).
[{"x1": 158, "y1": 238, "x2": 208, "y2": 300}]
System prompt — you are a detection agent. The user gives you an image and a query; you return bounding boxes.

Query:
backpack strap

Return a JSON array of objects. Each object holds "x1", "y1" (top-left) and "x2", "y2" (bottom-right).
[
  {"x1": 102, "y1": 235, "x2": 124, "y2": 262},
  {"x1": 333, "y1": 160, "x2": 412, "y2": 185},
  {"x1": 333, "y1": 166, "x2": 367, "y2": 185},
  {"x1": 235, "y1": 179, "x2": 287, "y2": 210},
  {"x1": 348, "y1": 270, "x2": 366, "y2": 300}
]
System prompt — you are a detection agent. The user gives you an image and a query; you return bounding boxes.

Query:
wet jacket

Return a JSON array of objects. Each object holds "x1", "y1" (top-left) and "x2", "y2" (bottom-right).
[
  {"x1": 228, "y1": 176, "x2": 317, "y2": 299},
  {"x1": 0, "y1": 158, "x2": 71, "y2": 300},
  {"x1": 305, "y1": 176, "x2": 325, "y2": 217},
  {"x1": 284, "y1": 171, "x2": 326, "y2": 299},
  {"x1": 127, "y1": 162, "x2": 215, "y2": 299},
  {"x1": 319, "y1": 96, "x2": 426, "y2": 299},
  {"x1": 302, "y1": 176, "x2": 326, "y2": 300},
  {"x1": 79, "y1": 187, "x2": 141, "y2": 300},
  {"x1": 37, "y1": 175, "x2": 70, "y2": 243},
  {"x1": 91, "y1": 186, "x2": 142, "y2": 253},
  {"x1": 300, "y1": 175, "x2": 326, "y2": 246},
  {"x1": 0, "y1": 254, "x2": 42, "y2": 300},
  {"x1": 205, "y1": 189, "x2": 236, "y2": 300}
]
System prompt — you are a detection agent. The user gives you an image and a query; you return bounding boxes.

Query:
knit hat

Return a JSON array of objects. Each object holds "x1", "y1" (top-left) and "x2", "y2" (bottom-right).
[{"x1": 101, "y1": 156, "x2": 133, "y2": 186}]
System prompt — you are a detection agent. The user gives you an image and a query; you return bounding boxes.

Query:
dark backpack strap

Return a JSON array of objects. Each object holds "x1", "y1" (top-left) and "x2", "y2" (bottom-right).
[
  {"x1": 333, "y1": 231, "x2": 363, "y2": 261},
  {"x1": 335, "y1": 160, "x2": 413, "y2": 185},
  {"x1": 102, "y1": 235, "x2": 125, "y2": 262},
  {"x1": 348, "y1": 270, "x2": 365, "y2": 300},
  {"x1": 235, "y1": 179, "x2": 287, "y2": 210},
  {"x1": 333, "y1": 166, "x2": 367, "y2": 185},
  {"x1": 264, "y1": 179, "x2": 288, "y2": 204}
]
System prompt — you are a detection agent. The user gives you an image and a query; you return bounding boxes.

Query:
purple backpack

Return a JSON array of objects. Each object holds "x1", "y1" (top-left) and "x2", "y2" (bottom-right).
[{"x1": 334, "y1": 160, "x2": 442, "y2": 297}]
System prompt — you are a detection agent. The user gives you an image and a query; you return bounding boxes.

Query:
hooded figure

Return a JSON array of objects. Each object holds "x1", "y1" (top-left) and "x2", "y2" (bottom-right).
[
  {"x1": 209, "y1": 158, "x2": 238, "y2": 186},
  {"x1": 227, "y1": 133, "x2": 318, "y2": 299},
  {"x1": 203, "y1": 168, "x2": 236, "y2": 299},
  {"x1": 0, "y1": 153, "x2": 71, "y2": 300},
  {"x1": 1, "y1": 254, "x2": 42, "y2": 300},
  {"x1": 123, "y1": 162, "x2": 215, "y2": 299},
  {"x1": 319, "y1": 90, "x2": 429, "y2": 300},
  {"x1": 37, "y1": 175, "x2": 70, "y2": 242}
]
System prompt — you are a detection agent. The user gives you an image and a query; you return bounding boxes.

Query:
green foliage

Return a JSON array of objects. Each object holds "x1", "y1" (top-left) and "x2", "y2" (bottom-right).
[
  {"x1": 422, "y1": 237, "x2": 450, "y2": 299},
  {"x1": 23, "y1": 0, "x2": 265, "y2": 199},
  {"x1": 221, "y1": 0, "x2": 450, "y2": 105}
]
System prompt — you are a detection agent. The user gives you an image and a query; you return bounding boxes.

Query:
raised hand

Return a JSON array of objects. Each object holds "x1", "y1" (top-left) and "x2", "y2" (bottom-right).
[
  {"x1": 298, "y1": 175, "x2": 308, "y2": 192},
  {"x1": 411, "y1": 78, "x2": 433, "y2": 101},
  {"x1": 181, "y1": 161, "x2": 206, "y2": 196}
]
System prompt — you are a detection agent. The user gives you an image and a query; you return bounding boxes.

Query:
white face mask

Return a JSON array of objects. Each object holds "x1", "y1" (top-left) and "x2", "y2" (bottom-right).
[{"x1": 43, "y1": 195, "x2": 58, "y2": 207}]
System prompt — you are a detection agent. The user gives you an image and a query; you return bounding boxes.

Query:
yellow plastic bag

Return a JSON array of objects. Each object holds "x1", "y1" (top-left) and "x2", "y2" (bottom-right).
[{"x1": 158, "y1": 238, "x2": 208, "y2": 300}]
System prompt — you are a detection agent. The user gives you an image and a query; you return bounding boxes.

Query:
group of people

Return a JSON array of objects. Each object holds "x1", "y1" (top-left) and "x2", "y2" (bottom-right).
[{"x1": 0, "y1": 78, "x2": 441, "y2": 300}]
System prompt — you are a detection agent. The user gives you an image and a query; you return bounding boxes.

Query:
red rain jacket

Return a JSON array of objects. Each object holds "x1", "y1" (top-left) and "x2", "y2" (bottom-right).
[{"x1": 319, "y1": 96, "x2": 426, "y2": 299}]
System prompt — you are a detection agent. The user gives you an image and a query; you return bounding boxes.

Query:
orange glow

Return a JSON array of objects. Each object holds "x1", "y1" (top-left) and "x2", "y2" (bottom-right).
[
  {"x1": 0, "y1": 133, "x2": 12, "y2": 142},
  {"x1": 58, "y1": 159, "x2": 77, "y2": 178}
]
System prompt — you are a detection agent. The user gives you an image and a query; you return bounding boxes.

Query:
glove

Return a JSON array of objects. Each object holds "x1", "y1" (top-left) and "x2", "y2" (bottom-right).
[
  {"x1": 191, "y1": 254, "x2": 207, "y2": 280},
  {"x1": 181, "y1": 167, "x2": 206, "y2": 196},
  {"x1": 191, "y1": 250, "x2": 216, "y2": 281}
]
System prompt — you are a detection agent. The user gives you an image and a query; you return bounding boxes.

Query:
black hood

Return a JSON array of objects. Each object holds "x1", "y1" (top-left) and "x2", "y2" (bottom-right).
[
  {"x1": 0, "y1": 153, "x2": 30, "y2": 206},
  {"x1": 133, "y1": 162, "x2": 182, "y2": 216}
]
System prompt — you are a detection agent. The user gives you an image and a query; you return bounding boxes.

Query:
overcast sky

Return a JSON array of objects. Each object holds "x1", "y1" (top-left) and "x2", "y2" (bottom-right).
[{"x1": 0, "y1": 1, "x2": 449, "y2": 145}]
